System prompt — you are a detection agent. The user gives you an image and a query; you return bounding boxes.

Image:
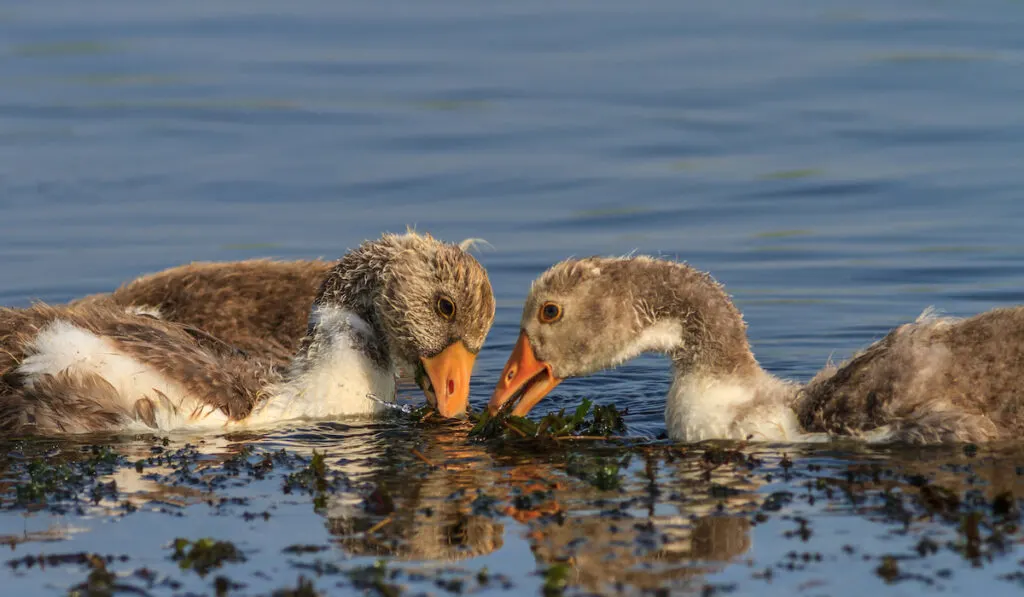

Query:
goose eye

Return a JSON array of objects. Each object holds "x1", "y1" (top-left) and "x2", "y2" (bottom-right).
[
  {"x1": 436, "y1": 296, "x2": 456, "y2": 321},
  {"x1": 539, "y1": 301, "x2": 563, "y2": 324}
]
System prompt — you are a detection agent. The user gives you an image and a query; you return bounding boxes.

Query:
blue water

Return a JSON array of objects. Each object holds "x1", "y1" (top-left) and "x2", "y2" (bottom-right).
[{"x1": 3, "y1": 1, "x2": 1024, "y2": 595}]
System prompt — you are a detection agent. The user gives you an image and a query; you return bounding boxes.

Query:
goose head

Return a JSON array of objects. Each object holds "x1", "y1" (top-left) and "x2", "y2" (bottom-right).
[
  {"x1": 309, "y1": 232, "x2": 495, "y2": 418},
  {"x1": 488, "y1": 256, "x2": 756, "y2": 417}
]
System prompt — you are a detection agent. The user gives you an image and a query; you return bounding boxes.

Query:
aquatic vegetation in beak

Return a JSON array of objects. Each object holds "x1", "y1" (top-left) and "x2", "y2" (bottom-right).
[{"x1": 414, "y1": 360, "x2": 435, "y2": 404}]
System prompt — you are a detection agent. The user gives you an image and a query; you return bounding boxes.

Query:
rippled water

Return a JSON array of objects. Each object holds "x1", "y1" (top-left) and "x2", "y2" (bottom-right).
[{"x1": 2, "y1": 0, "x2": 1024, "y2": 594}]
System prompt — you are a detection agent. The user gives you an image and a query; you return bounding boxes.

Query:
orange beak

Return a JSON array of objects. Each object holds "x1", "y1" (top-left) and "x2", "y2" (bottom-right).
[
  {"x1": 420, "y1": 342, "x2": 475, "y2": 419},
  {"x1": 488, "y1": 331, "x2": 562, "y2": 417}
]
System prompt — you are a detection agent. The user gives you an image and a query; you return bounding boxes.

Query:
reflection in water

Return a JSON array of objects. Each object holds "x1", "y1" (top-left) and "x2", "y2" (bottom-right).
[
  {"x1": 0, "y1": 425, "x2": 1023, "y2": 595},
  {"x1": 327, "y1": 425, "x2": 506, "y2": 560},
  {"x1": 303, "y1": 424, "x2": 764, "y2": 592},
  {"x1": 513, "y1": 446, "x2": 759, "y2": 593},
  {"x1": 0, "y1": 518, "x2": 89, "y2": 548}
]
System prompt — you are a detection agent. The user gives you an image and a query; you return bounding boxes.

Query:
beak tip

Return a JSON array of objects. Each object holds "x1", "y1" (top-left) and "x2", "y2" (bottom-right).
[
  {"x1": 436, "y1": 401, "x2": 469, "y2": 420},
  {"x1": 420, "y1": 342, "x2": 475, "y2": 420}
]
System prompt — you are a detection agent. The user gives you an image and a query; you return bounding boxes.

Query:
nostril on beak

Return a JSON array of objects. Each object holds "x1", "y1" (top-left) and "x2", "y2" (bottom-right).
[{"x1": 447, "y1": 379, "x2": 455, "y2": 395}]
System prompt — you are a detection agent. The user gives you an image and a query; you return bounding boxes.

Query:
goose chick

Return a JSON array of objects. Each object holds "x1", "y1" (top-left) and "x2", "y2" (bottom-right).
[
  {"x1": 0, "y1": 232, "x2": 494, "y2": 434},
  {"x1": 488, "y1": 256, "x2": 1024, "y2": 444},
  {"x1": 73, "y1": 234, "x2": 488, "y2": 368}
]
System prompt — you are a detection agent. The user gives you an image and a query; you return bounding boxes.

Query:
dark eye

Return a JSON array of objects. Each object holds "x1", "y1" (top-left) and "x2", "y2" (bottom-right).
[
  {"x1": 539, "y1": 301, "x2": 562, "y2": 324},
  {"x1": 436, "y1": 296, "x2": 456, "y2": 321}
]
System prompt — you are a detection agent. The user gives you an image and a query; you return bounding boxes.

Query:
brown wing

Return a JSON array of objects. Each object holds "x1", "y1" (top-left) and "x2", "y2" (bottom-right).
[
  {"x1": 97, "y1": 315, "x2": 276, "y2": 421},
  {"x1": 72, "y1": 259, "x2": 335, "y2": 366},
  {"x1": 0, "y1": 370, "x2": 135, "y2": 434},
  {"x1": 0, "y1": 303, "x2": 279, "y2": 434},
  {"x1": 798, "y1": 307, "x2": 1024, "y2": 442},
  {"x1": 796, "y1": 328, "x2": 902, "y2": 435}
]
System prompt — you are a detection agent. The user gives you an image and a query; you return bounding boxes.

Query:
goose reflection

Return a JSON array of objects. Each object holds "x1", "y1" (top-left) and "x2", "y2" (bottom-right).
[
  {"x1": 5, "y1": 425, "x2": 1022, "y2": 593},
  {"x1": 313, "y1": 428, "x2": 763, "y2": 592},
  {"x1": 322, "y1": 421, "x2": 505, "y2": 561},
  {"x1": 496, "y1": 445, "x2": 759, "y2": 593}
]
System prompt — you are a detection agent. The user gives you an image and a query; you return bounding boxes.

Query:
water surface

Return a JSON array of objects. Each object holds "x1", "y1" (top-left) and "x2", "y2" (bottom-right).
[{"x1": 2, "y1": 0, "x2": 1024, "y2": 594}]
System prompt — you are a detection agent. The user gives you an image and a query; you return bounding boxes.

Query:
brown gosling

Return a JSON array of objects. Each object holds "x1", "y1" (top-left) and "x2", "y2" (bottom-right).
[
  {"x1": 488, "y1": 256, "x2": 1024, "y2": 444},
  {"x1": 0, "y1": 232, "x2": 494, "y2": 434}
]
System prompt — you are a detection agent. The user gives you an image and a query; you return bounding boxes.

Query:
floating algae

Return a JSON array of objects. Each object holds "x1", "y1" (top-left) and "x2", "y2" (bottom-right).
[
  {"x1": 171, "y1": 538, "x2": 245, "y2": 577},
  {"x1": 468, "y1": 398, "x2": 627, "y2": 441}
]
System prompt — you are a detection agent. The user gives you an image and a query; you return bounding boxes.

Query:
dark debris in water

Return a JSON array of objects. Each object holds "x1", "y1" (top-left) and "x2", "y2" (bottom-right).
[
  {"x1": 282, "y1": 450, "x2": 348, "y2": 512},
  {"x1": 541, "y1": 562, "x2": 571, "y2": 596},
  {"x1": 171, "y1": 537, "x2": 245, "y2": 577},
  {"x1": 269, "y1": 575, "x2": 321, "y2": 597},
  {"x1": 565, "y1": 452, "x2": 629, "y2": 491},
  {"x1": 13, "y1": 445, "x2": 125, "y2": 509},
  {"x1": 7, "y1": 552, "x2": 129, "y2": 570},
  {"x1": 289, "y1": 558, "x2": 514, "y2": 596},
  {"x1": 67, "y1": 555, "x2": 125, "y2": 597},
  {"x1": 1, "y1": 432, "x2": 1024, "y2": 595},
  {"x1": 468, "y1": 398, "x2": 627, "y2": 442}
]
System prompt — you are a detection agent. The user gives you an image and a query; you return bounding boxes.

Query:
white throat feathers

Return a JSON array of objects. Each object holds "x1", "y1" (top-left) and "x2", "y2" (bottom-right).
[
  {"x1": 251, "y1": 305, "x2": 397, "y2": 424},
  {"x1": 619, "y1": 319, "x2": 807, "y2": 442}
]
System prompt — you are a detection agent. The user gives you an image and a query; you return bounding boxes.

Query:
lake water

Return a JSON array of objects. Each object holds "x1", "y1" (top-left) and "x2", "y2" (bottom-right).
[{"x1": 2, "y1": 1, "x2": 1024, "y2": 595}]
